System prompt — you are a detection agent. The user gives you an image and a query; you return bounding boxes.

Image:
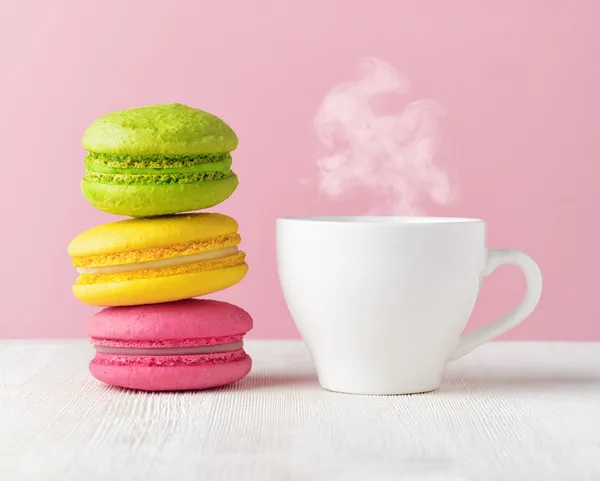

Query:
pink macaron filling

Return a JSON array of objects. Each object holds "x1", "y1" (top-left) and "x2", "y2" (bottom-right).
[
  {"x1": 94, "y1": 341, "x2": 243, "y2": 356},
  {"x1": 93, "y1": 349, "x2": 248, "y2": 367},
  {"x1": 90, "y1": 335, "x2": 247, "y2": 367},
  {"x1": 90, "y1": 334, "x2": 244, "y2": 349}
]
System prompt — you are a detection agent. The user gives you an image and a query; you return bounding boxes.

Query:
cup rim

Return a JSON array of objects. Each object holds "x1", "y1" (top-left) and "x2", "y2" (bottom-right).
[{"x1": 276, "y1": 216, "x2": 484, "y2": 225}]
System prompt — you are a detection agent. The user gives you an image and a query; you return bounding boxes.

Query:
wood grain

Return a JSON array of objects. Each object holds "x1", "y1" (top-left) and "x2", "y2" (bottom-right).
[{"x1": 1, "y1": 341, "x2": 599, "y2": 480}]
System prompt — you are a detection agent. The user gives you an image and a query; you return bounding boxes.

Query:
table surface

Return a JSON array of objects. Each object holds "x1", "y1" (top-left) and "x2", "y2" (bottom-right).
[{"x1": 1, "y1": 340, "x2": 599, "y2": 481}]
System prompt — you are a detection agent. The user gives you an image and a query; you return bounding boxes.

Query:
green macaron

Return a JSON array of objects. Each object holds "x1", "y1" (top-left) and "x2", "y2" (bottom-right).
[{"x1": 81, "y1": 103, "x2": 239, "y2": 217}]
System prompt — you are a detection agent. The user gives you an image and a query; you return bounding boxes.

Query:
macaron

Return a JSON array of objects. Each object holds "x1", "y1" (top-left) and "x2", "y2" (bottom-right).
[
  {"x1": 68, "y1": 213, "x2": 248, "y2": 307},
  {"x1": 81, "y1": 103, "x2": 239, "y2": 217},
  {"x1": 88, "y1": 299, "x2": 253, "y2": 391}
]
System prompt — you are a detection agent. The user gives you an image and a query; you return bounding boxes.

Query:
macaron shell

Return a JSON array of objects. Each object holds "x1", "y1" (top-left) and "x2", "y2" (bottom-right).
[
  {"x1": 88, "y1": 299, "x2": 253, "y2": 341},
  {"x1": 82, "y1": 103, "x2": 238, "y2": 156},
  {"x1": 89, "y1": 352, "x2": 252, "y2": 391},
  {"x1": 73, "y1": 263, "x2": 248, "y2": 307},
  {"x1": 81, "y1": 174, "x2": 238, "y2": 218},
  {"x1": 69, "y1": 212, "x2": 239, "y2": 258}
]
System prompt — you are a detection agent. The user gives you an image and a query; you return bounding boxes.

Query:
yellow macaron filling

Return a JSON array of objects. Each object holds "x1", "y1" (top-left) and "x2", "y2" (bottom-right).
[
  {"x1": 76, "y1": 251, "x2": 246, "y2": 285},
  {"x1": 77, "y1": 246, "x2": 240, "y2": 274},
  {"x1": 72, "y1": 233, "x2": 241, "y2": 268}
]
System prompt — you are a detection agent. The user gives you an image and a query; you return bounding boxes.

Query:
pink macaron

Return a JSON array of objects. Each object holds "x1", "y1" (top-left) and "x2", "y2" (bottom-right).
[{"x1": 87, "y1": 299, "x2": 253, "y2": 391}]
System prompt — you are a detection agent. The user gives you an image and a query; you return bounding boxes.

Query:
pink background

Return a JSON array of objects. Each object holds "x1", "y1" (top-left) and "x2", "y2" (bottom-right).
[{"x1": 1, "y1": 0, "x2": 598, "y2": 340}]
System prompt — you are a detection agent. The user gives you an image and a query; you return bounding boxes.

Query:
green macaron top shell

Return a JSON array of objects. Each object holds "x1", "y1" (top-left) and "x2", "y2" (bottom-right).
[{"x1": 82, "y1": 103, "x2": 238, "y2": 155}]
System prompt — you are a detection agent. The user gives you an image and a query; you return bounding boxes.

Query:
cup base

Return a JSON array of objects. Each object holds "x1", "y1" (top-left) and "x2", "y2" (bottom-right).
[
  {"x1": 318, "y1": 379, "x2": 441, "y2": 396},
  {"x1": 314, "y1": 359, "x2": 445, "y2": 395}
]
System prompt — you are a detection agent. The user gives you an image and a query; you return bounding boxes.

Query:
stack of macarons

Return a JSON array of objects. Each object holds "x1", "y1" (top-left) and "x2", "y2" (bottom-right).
[{"x1": 68, "y1": 103, "x2": 252, "y2": 391}]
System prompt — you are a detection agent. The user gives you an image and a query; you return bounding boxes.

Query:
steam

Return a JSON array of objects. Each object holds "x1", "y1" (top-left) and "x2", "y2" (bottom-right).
[{"x1": 314, "y1": 57, "x2": 454, "y2": 215}]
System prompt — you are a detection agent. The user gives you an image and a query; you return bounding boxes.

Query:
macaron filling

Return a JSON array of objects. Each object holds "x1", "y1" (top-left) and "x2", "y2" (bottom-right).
[
  {"x1": 77, "y1": 246, "x2": 239, "y2": 274},
  {"x1": 90, "y1": 336, "x2": 249, "y2": 367},
  {"x1": 94, "y1": 341, "x2": 243, "y2": 356},
  {"x1": 93, "y1": 350, "x2": 248, "y2": 367},
  {"x1": 75, "y1": 251, "x2": 246, "y2": 284},
  {"x1": 84, "y1": 154, "x2": 235, "y2": 185},
  {"x1": 72, "y1": 233, "x2": 242, "y2": 268},
  {"x1": 91, "y1": 334, "x2": 244, "y2": 348},
  {"x1": 86, "y1": 151, "x2": 231, "y2": 169}
]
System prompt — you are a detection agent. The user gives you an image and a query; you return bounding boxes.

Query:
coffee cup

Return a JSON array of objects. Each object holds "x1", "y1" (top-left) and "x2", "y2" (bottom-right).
[{"x1": 276, "y1": 216, "x2": 542, "y2": 395}]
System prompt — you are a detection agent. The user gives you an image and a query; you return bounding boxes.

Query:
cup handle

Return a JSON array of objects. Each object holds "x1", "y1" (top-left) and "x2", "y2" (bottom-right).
[{"x1": 448, "y1": 249, "x2": 542, "y2": 361}]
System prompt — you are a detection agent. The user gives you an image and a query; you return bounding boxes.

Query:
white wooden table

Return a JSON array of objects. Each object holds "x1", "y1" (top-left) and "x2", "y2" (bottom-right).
[{"x1": 1, "y1": 340, "x2": 599, "y2": 481}]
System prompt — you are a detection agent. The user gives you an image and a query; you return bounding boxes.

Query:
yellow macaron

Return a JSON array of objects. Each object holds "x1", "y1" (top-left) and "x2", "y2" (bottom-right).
[{"x1": 68, "y1": 213, "x2": 248, "y2": 306}]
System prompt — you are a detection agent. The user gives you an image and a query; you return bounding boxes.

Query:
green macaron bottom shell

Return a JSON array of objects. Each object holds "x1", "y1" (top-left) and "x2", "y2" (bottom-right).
[{"x1": 82, "y1": 174, "x2": 239, "y2": 217}]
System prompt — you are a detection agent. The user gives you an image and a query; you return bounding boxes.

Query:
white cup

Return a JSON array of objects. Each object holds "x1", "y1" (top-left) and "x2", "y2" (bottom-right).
[{"x1": 276, "y1": 216, "x2": 542, "y2": 395}]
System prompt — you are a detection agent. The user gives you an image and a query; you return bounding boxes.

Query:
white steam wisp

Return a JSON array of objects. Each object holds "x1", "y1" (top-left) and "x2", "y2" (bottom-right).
[{"x1": 314, "y1": 57, "x2": 454, "y2": 215}]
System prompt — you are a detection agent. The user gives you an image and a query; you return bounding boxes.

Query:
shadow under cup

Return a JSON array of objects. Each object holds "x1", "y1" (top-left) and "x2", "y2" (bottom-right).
[{"x1": 276, "y1": 216, "x2": 488, "y2": 395}]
